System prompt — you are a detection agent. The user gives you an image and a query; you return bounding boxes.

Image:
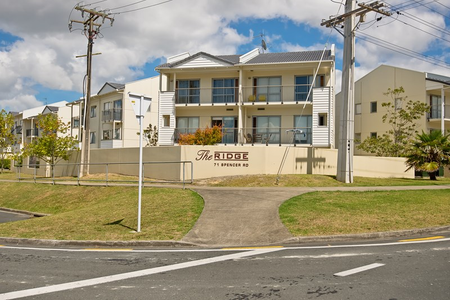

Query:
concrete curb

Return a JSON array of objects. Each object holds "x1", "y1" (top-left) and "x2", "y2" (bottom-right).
[
  {"x1": 281, "y1": 225, "x2": 450, "y2": 245},
  {"x1": 0, "y1": 237, "x2": 199, "y2": 248}
]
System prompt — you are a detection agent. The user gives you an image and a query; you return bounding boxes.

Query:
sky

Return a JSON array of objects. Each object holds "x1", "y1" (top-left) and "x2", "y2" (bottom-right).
[{"x1": 1, "y1": 0, "x2": 450, "y2": 112}]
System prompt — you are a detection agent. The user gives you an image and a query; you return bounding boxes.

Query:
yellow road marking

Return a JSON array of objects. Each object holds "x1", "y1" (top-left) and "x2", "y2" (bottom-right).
[
  {"x1": 399, "y1": 236, "x2": 445, "y2": 242},
  {"x1": 84, "y1": 248, "x2": 133, "y2": 251},
  {"x1": 222, "y1": 246, "x2": 283, "y2": 250}
]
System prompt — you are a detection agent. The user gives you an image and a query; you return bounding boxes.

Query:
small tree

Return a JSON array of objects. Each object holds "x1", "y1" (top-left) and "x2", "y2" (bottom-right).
[
  {"x1": 405, "y1": 130, "x2": 450, "y2": 180},
  {"x1": 21, "y1": 113, "x2": 79, "y2": 177},
  {"x1": 178, "y1": 126, "x2": 222, "y2": 145},
  {"x1": 357, "y1": 87, "x2": 430, "y2": 157},
  {"x1": 0, "y1": 109, "x2": 16, "y2": 173},
  {"x1": 142, "y1": 123, "x2": 158, "y2": 146}
]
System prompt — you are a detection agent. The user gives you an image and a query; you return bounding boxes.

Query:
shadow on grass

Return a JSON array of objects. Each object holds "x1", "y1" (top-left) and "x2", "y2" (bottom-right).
[{"x1": 104, "y1": 218, "x2": 135, "y2": 231}]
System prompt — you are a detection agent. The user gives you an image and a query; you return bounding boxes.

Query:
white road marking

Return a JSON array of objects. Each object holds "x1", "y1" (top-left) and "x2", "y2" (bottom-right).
[
  {"x1": 0, "y1": 248, "x2": 282, "y2": 300},
  {"x1": 334, "y1": 263, "x2": 385, "y2": 277}
]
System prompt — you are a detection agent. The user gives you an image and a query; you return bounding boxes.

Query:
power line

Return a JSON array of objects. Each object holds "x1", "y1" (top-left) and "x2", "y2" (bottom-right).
[
  {"x1": 356, "y1": 31, "x2": 450, "y2": 70},
  {"x1": 111, "y1": 0, "x2": 173, "y2": 15}
]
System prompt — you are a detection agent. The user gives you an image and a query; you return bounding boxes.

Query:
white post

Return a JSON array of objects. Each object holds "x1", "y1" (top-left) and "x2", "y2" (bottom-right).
[
  {"x1": 441, "y1": 87, "x2": 445, "y2": 133},
  {"x1": 128, "y1": 93, "x2": 152, "y2": 233},
  {"x1": 137, "y1": 97, "x2": 143, "y2": 233}
]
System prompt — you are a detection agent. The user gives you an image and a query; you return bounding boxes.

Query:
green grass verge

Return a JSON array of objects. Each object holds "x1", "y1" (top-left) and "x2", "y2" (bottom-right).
[
  {"x1": 194, "y1": 174, "x2": 450, "y2": 187},
  {"x1": 279, "y1": 190, "x2": 450, "y2": 236},
  {"x1": 0, "y1": 183, "x2": 203, "y2": 241}
]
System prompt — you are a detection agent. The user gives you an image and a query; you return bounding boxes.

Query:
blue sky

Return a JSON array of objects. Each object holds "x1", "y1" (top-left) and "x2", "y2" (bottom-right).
[{"x1": 1, "y1": 0, "x2": 450, "y2": 112}]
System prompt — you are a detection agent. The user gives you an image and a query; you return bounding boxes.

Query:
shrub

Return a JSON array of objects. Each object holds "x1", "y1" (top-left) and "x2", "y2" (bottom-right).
[{"x1": 178, "y1": 126, "x2": 223, "y2": 145}]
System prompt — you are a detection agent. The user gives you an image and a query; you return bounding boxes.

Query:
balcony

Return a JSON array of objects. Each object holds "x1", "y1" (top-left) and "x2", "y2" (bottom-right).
[
  {"x1": 102, "y1": 109, "x2": 122, "y2": 122},
  {"x1": 25, "y1": 128, "x2": 39, "y2": 137},
  {"x1": 428, "y1": 104, "x2": 450, "y2": 120},
  {"x1": 172, "y1": 85, "x2": 330, "y2": 106},
  {"x1": 174, "y1": 127, "x2": 313, "y2": 146}
]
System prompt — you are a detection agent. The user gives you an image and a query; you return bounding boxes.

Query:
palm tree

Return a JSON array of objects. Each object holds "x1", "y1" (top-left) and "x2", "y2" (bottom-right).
[{"x1": 405, "y1": 130, "x2": 450, "y2": 180}]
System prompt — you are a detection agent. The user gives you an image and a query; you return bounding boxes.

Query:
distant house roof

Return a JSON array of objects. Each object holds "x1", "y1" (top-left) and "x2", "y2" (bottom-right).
[
  {"x1": 156, "y1": 48, "x2": 334, "y2": 70},
  {"x1": 426, "y1": 72, "x2": 450, "y2": 85}
]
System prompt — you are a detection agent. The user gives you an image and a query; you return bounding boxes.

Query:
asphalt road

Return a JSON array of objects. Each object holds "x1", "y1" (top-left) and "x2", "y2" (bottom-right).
[
  {"x1": 0, "y1": 211, "x2": 31, "y2": 224},
  {"x1": 1, "y1": 236, "x2": 449, "y2": 299}
]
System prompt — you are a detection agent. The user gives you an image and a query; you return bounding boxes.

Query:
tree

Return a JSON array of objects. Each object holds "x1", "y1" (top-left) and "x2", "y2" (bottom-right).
[
  {"x1": 0, "y1": 109, "x2": 16, "y2": 173},
  {"x1": 142, "y1": 123, "x2": 158, "y2": 146},
  {"x1": 405, "y1": 130, "x2": 450, "y2": 180},
  {"x1": 21, "y1": 113, "x2": 79, "y2": 177},
  {"x1": 357, "y1": 87, "x2": 430, "y2": 157},
  {"x1": 178, "y1": 126, "x2": 222, "y2": 145}
]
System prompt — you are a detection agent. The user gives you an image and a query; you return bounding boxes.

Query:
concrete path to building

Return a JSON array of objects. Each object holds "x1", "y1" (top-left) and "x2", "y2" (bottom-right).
[{"x1": 183, "y1": 185, "x2": 450, "y2": 247}]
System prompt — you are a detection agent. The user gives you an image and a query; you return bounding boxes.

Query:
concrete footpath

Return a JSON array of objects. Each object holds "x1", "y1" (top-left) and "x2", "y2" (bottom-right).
[{"x1": 182, "y1": 185, "x2": 450, "y2": 247}]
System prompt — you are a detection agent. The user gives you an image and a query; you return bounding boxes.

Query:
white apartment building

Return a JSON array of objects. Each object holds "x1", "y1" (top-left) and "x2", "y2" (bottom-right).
[{"x1": 155, "y1": 47, "x2": 336, "y2": 148}]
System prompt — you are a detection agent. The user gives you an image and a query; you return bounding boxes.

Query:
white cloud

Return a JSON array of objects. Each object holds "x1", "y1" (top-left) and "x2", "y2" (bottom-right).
[{"x1": 0, "y1": 0, "x2": 449, "y2": 112}]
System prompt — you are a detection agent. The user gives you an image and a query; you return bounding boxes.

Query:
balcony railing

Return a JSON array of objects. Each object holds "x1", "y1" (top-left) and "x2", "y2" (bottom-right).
[
  {"x1": 429, "y1": 104, "x2": 450, "y2": 119},
  {"x1": 26, "y1": 128, "x2": 39, "y2": 137},
  {"x1": 172, "y1": 85, "x2": 329, "y2": 105},
  {"x1": 102, "y1": 109, "x2": 122, "y2": 122},
  {"x1": 174, "y1": 127, "x2": 313, "y2": 145}
]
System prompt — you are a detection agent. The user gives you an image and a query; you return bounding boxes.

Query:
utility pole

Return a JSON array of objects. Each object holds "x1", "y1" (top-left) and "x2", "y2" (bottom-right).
[
  {"x1": 321, "y1": 1, "x2": 391, "y2": 183},
  {"x1": 69, "y1": 5, "x2": 114, "y2": 177}
]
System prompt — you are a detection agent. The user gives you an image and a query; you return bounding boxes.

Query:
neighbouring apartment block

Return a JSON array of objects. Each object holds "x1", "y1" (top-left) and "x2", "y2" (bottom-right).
[
  {"x1": 336, "y1": 65, "x2": 450, "y2": 156},
  {"x1": 155, "y1": 47, "x2": 336, "y2": 148}
]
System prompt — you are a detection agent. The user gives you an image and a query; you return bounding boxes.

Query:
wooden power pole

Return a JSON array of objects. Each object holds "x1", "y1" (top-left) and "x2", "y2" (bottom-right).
[
  {"x1": 321, "y1": 1, "x2": 391, "y2": 183},
  {"x1": 70, "y1": 5, "x2": 114, "y2": 177}
]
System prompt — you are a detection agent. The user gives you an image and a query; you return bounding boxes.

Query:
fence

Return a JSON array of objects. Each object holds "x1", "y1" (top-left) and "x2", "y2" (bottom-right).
[{"x1": 14, "y1": 161, "x2": 194, "y2": 188}]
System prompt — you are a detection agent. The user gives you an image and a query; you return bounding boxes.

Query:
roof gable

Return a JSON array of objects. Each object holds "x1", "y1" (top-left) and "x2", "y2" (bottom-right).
[
  {"x1": 172, "y1": 52, "x2": 235, "y2": 69},
  {"x1": 98, "y1": 82, "x2": 125, "y2": 95}
]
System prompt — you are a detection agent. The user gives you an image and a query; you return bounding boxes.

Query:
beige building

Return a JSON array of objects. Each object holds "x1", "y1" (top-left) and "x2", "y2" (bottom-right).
[
  {"x1": 336, "y1": 65, "x2": 450, "y2": 156},
  {"x1": 11, "y1": 101, "x2": 73, "y2": 164},
  {"x1": 155, "y1": 47, "x2": 336, "y2": 148},
  {"x1": 67, "y1": 77, "x2": 160, "y2": 149}
]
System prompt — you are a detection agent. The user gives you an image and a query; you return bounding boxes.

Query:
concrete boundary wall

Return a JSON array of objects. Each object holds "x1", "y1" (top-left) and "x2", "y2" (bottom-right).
[{"x1": 16, "y1": 146, "x2": 415, "y2": 180}]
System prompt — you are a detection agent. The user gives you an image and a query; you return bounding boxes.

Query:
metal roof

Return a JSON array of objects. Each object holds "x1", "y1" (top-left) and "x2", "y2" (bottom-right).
[{"x1": 156, "y1": 49, "x2": 333, "y2": 70}]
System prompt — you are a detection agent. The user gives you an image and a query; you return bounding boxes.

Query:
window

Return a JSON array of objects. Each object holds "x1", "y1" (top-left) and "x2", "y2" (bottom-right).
[
  {"x1": 430, "y1": 95, "x2": 441, "y2": 119},
  {"x1": 395, "y1": 98, "x2": 402, "y2": 110},
  {"x1": 295, "y1": 75, "x2": 325, "y2": 101},
  {"x1": 114, "y1": 100, "x2": 123, "y2": 120},
  {"x1": 176, "y1": 117, "x2": 199, "y2": 135},
  {"x1": 370, "y1": 101, "x2": 377, "y2": 113},
  {"x1": 370, "y1": 132, "x2": 377, "y2": 138},
  {"x1": 254, "y1": 77, "x2": 281, "y2": 102},
  {"x1": 177, "y1": 80, "x2": 200, "y2": 104},
  {"x1": 114, "y1": 128, "x2": 121, "y2": 140},
  {"x1": 294, "y1": 115, "x2": 312, "y2": 144},
  {"x1": 29, "y1": 156, "x2": 40, "y2": 169},
  {"x1": 72, "y1": 117, "x2": 80, "y2": 128},
  {"x1": 163, "y1": 115, "x2": 170, "y2": 127},
  {"x1": 90, "y1": 132, "x2": 96, "y2": 144},
  {"x1": 102, "y1": 130, "x2": 111, "y2": 140},
  {"x1": 355, "y1": 103, "x2": 362, "y2": 115},
  {"x1": 212, "y1": 79, "x2": 238, "y2": 103},
  {"x1": 355, "y1": 133, "x2": 361, "y2": 144},
  {"x1": 253, "y1": 116, "x2": 281, "y2": 144},
  {"x1": 212, "y1": 116, "x2": 237, "y2": 144},
  {"x1": 318, "y1": 113, "x2": 328, "y2": 126},
  {"x1": 90, "y1": 105, "x2": 97, "y2": 118}
]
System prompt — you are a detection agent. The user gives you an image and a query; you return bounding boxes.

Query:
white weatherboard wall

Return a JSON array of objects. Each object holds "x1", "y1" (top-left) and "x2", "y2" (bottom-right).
[
  {"x1": 312, "y1": 87, "x2": 334, "y2": 147},
  {"x1": 158, "y1": 91, "x2": 176, "y2": 145},
  {"x1": 174, "y1": 54, "x2": 230, "y2": 68}
]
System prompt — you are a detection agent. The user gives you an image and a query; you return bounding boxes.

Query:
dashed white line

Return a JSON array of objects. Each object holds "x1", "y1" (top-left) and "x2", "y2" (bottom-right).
[{"x1": 334, "y1": 263, "x2": 385, "y2": 277}]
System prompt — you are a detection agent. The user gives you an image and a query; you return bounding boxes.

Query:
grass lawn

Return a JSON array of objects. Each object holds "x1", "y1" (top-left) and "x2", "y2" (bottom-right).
[
  {"x1": 194, "y1": 174, "x2": 450, "y2": 187},
  {"x1": 0, "y1": 182, "x2": 203, "y2": 241},
  {"x1": 280, "y1": 190, "x2": 450, "y2": 236}
]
